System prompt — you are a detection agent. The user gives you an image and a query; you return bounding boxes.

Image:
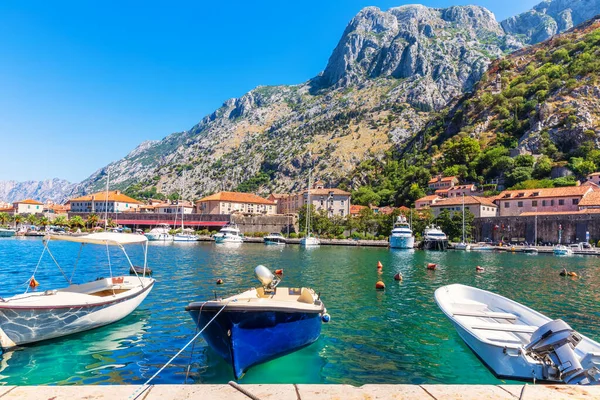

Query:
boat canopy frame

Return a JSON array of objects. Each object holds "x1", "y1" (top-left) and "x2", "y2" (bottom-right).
[{"x1": 24, "y1": 233, "x2": 149, "y2": 294}]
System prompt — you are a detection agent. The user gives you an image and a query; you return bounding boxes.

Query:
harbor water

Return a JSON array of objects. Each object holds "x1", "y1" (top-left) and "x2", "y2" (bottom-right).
[{"x1": 0, "y1": 237, "x2": 599, "y2": 386}]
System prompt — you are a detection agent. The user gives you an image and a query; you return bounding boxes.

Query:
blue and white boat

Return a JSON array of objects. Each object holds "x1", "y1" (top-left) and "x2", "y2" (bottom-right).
[
  {"x1": 213, "y1": 223, "x2": 244, "y2": 244},
  {"x1": 389, "y1": 215, "x2": 414, "y2": 249},
  {"x1": 263, "y1": 232, "x2": 287, "y2": 245},
  {"x1": 186, "y1": 265, "x2": 328, "y2": 379},
  {"x1": 0, "y1": 228, "x2": 16, "y2": 238},
  {"x1": 554, "y1": 245, "x2": 573, "y2": 256}
]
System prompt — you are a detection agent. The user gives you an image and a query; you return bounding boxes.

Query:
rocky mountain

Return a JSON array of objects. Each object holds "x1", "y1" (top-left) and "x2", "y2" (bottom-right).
[
  {"x1": 0, "y1": 179, "x2": 76, "y2": 204},
  {"x1": 78, "y1": 0, "x2": 600, "y2": 201}
]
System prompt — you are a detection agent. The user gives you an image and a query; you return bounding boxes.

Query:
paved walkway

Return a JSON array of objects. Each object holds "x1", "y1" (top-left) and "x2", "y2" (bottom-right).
[{"x1": 1, "y1": 384, "x2": 599, "y2": 399}]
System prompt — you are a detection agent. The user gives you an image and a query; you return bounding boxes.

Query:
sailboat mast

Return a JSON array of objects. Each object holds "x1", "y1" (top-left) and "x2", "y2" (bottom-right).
[
  {"x1": 104, "y1": 171, "x2": 110, "y2": 230},
  {"x1": 462, "y1": 194, "x2": 465, "y2": 243},
  {"x1": 534, "y1": 215, "x2": 537, "y2": 246},
  {"x1": 306, "y1": 171, "x2": 311, "y2": 235}
]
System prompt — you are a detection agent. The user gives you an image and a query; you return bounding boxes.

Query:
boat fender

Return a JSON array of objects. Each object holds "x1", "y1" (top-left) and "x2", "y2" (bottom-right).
[
  {"x1": 29, "y1": 277, "x2": 39, "y2": 288},
  {"x1": 394, "y1": 273, "x2": 403, "y2": 281},
  {"x1": 216, "y1": 279, "x2": 224, "y2": 285},
  {"x1": 568, "y1": 271, "x2": 578, "y2": 277},
  {"x1": 377, "y1": 261, "x2": 383, "y2": 269},
  {"x1": 44, "y1": 289, "x2": 57, "y2": 296},
  {"x1": 427, "y1": 263, "x2": 437, "y2": 270},
  {"x1": 321, "y1": 313, "x2": 331, "y2": 323},
  {"x1": 375, "y1": 281, "x2": 385, "y2": 290},
  {"x1": 275, "y1": 269, "x2": 283, "y2": 276},
  {"x1": 476, "y1": 266, "x2": 484, "y2": 272},
  {"x1": 560, "y1": 268, "x2": 568, "y2": 276}
]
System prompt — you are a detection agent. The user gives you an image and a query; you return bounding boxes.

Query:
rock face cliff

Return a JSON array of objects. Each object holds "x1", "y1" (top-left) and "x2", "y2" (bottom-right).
[
  {"x1": 0, "y1": 179, "x2": 76, "y2": 204},
  {"x1": 77, "y1": 0, "x2": 600, "y2": 200}
]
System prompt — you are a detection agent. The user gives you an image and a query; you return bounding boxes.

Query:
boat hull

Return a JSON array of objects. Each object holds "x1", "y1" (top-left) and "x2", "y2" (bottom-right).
[
  {"x1": 0, "y1": 279, "x2": 153, "y2": 349},
  {"x1": 214, "y1": 236, "x2": 243, "y2": 244},
  {"x1": 145, "y1": 233, "x2": 173, "y2": 241},
  {"x1": 173, "y1": 235, "x2": 197, "y2": 242},
  {"x1": 422, "y1": 239, "x2": 448, "y2": 251},
  {"x1": 389, "y1": 235, "x2": 414, "y2": 249},
  {"x1": 188, "y1": 307, "x2": 322, "y2": 379},
  {"x1": 0, "y1": 229, "x2": 15, "y2": 238}
]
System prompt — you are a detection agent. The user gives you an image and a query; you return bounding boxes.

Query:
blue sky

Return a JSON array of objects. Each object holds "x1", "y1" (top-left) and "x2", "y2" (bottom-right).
[{"x1": 0, "y1": 0, "x2": 540, "y2": 182}]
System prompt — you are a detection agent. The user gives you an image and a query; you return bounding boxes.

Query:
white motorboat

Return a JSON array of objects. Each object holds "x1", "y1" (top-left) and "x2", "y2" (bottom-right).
[
  {"x1": 174, "y1": 228, "x2": 198, "y2": 242},
  {"x1": 185, "y1": 265, "x2": 328, "y2": 379},
  {"x1": 0, "y1": 228, "x2": 16, "y2": 238},
  {"x1": 471, "y1": 242, "x2": 494, "y2": 251},
  {"x1": 0, "y1": 232, "x2": 154, "y2": 349},
  {"x1": 554, "y1": 245, "x2": 573, "y2": 256},
  {"x1": 389, "y1": 215, "x2": 415, "y2": 249},
  {"x1": 145, "y1": 224, "x2": 173, "y2": 241},
  {"x1": 422, "y1": 225, "x2": 448, "y2": 250},
  {"x1": 435, "y1": 284, "x2": 600, "y2": 384},
  {"x1": 264, "y1": 232, "x2": 287, "y2": 245},
  {"x1": 213, "y1": 223, "x2": 244, "y2": 244}
]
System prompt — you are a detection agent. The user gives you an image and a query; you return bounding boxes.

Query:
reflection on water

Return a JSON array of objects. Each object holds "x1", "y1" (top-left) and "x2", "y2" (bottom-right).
[{"x1": 0, "y1": 238, "x2": 599, "y2": 385}]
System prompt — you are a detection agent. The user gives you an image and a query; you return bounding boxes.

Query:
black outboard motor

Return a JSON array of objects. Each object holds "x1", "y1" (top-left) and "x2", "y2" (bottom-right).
[{"x1": 525, "y1": 319, "x2": 598, "y2": 384}]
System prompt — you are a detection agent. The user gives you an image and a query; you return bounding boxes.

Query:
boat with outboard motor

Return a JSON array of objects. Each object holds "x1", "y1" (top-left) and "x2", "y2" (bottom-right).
[
  {"x1": 422, "y1": 225, "x2": 448, "y2": 251},
  {"x1": 263, "y1": 232, "x2": 287, "y2": 245},
  {"x1": 213, "y1": 223, "x2": 244, "y2": 244},
  {"x1": 554, "y1": 245, "x2": 573, "y2": 256},
  {"x1": 0, "y1": 232, "x2": 154, "y2": 350},
  {"x1": 435, "y1": 284, "x2": 600, "y2": 385},
  {"x1": 185, "y1": 265, "x2": 328, "y2": 379},
  {"x1": 145, "y1": 223, "x2": 173, "y2": 241},
  {"x1": 389, "y1": 215, "x2": 414, "y2": 249},
  {"x1": 0, "y1": 228, "x2": 16, "y2": 238}
]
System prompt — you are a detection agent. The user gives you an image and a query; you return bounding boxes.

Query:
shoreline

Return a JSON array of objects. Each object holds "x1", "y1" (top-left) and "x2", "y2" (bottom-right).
[{"x1": 0, "y1": 383, "x2": 597, "y2": 399}]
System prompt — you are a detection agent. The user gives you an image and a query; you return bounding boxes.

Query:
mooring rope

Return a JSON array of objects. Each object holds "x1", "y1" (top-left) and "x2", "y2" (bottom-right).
[
  {"x1": 129, "y1": 301, "x2": 229, "y2": 400},
  {"x1": 228, "y1": 381, "x2": 263, "y2": 400}
]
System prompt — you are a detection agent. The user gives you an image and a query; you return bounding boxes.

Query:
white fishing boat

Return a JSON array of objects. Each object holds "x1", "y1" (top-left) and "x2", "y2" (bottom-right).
[
  {"x1": 554, "y1": 245, "x2": 573, "y2": 256},
  {"x1": 0, "y1": 228, "x2": 16, "y2": 238},
  {"x1": 435, "y1": 284, "x2": 600, "y2": 384},
  {"x1": 145, "y1": 223, "x2": 173, "y2": 241},
  {"x1": 263, "y1": 232, "x2": 287, "y2": 245},
  {"x1": 422, "y1": 225, "x2": 448, "y2": 251},
  {"x1": 300, "y1": 171, "x2": 320, "y2": 248},
  {"x1": 389, "y1": 214, "x2": 415, "y2": 249},
  {"x1": 0, "y1": 232, "x2": 154, "y2": 349},
  {"x1": 186, "y1": 265, "x2": 328, "y2": 379},
  {"x1": 213, "y1": 223, "x2": 244, "y2": 244}
]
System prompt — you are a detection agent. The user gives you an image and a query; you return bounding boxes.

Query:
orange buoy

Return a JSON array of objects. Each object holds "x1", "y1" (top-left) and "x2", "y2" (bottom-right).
[
  {"x1": 377, "y1": 261, "x2": 383, "y2": 269},
  {"x1": 29, "y1": 277, "x2": 39, "y2": 288},
  {"x1": 476, "y1": 265, "x2": 484, "y2": 272},
  {"x1": 216, "y1": 279, "x2": 224, "y2": 285},
  {"x1": 394, "y1": 272, "x2": 403, "y2": 281},
  {"x1": 275, "y1": 269, "x2": 283, "y2": 275},
  {"x1": 375, "y1": 281, "x2": 385, "y2": 290},
  {"x1": 568, "y1": 271, "x2": 578, "y2": 277},
  {"x1": 427, "y1": 263, "x2": 437, "y2": 270}
]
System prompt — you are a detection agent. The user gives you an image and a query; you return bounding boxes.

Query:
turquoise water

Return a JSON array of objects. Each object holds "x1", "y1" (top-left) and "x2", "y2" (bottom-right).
[{"x1": 0, "y1": 237, "x2": 599, "y2": 386}]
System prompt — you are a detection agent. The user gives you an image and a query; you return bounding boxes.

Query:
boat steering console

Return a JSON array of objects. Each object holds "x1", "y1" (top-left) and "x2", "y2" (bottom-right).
[
  {"x1": 525, "y1": 319, "x2": 600, "y2": 385},
  {"x1": 254, "y1": 265, "x2": 281, "y2": 293}
]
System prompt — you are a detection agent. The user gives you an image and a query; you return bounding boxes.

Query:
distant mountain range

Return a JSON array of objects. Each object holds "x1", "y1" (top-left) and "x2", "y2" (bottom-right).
[
  {"x1": 0, "y1": 179, "x2": 77, "y2": 204},
  {"x1": 13, "y1": 0, "x2": 600, "y2": 204}
]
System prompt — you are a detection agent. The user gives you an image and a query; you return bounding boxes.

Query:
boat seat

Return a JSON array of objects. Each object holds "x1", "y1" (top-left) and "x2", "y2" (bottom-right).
[
  {"x1": 452, "y1": 310, "x2": 517, "y2": 320},
  {"x1": 471, "y1": 323, "x2": 537, "y2": 333},
  {"x1": 297, "y1": 288, "x2": 315, "y2": 304}
]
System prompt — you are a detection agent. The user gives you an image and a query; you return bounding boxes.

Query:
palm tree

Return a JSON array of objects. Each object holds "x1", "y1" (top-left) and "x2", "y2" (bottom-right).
[
  {"x1": 86, "y1": 213, "x2": 99, "y2": 229},
  {"x1": 14, "y1": 214, "x2": 25, "y2": 229},
  {"x1": 38, "y1": 216, "x2": 50, "y2": 230},
  {"x1": 26, "y1": 214, "x2": 39, "y2": 227},
  {"x1": 69, "y1": 215, "x2": 85, "y2": 230},
  {"x1": 0, "y1": 212, "x2": 9, "y2": 227},
  {"x1": 106, "y1": 218, "x2": 117, "y2": 228},
  {"x1": 53, "y1": 216, "x2": 68, "y2": 227}
]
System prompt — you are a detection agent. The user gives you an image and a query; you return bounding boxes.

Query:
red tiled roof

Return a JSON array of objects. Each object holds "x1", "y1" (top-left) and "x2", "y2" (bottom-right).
[
  {"x1": 302, "y1": 188, "x2": 351, "y2": 196},
  {"x1": 14, "y1": 199, "x2": 43, "y2": 205},
  {"x1": 69, "y1": 191, "x2": 142, "y2": 204},
  {"x1": 431, "y1": 196, "x2": 497, "y2": 207},
  {"x1": 197, "y1": 191, "x2": 275, "y2": 205},
  {"x1": 579, "y1": 191, "x2": 600, "y2": 206},
  {"x1": 268, "y1": 193, "x2": 286, "y2": 199},
  {"x1": 428, "y1": 176, "x2": 458, "y2": 184},
  {"x1": 350, "y1": 205, "x2": 367, "y2": 214},
  {"x1": 435, "y1": 188, "x2": 450, "y2": 194},
  {"x1": 416, "y1": 195, "x2": 441, "y2": 203},
  {"x1": 495, "y1": 186, "x2": 591, "y2": 200}
]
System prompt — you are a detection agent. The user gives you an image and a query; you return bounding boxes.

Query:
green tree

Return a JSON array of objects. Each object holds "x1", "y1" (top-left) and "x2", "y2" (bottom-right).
[
  {"x1": 86, "y1": 213, "x2": 100, "y2": 229},
  {"x1": 442, "y1": 136, "x2": 481, "y2": 167},
  {"x1": 26, "y1": 214, "x2": 39, "y2": 227},
  {"x1": 14, "y1": 214, "x2": 25, "y2": 228},
  {"x1": 38, "y1": 216, "x2": 49, "y2": 229},
  {"x1": 0, "y1": 212, "x2": 10, "y2": 226},
  {"x1": 533, "y1": 155, "x2": 553, "y2": 179},
  {"x1": 352, "y1": 186, "x2": 381, "y2": 206},
  {"x1": 505, "y1": 167, "x2": 534, "y2": 187},
  {"x1": 69, "y1": 215, "x2": 85, "y2": 229},
  {"x1": 53, "y1": 216, "x2": 68, "y2": 227}
]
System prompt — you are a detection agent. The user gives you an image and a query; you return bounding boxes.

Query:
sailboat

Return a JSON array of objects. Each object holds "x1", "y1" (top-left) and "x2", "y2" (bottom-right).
[
  {"x1": 523, "y1": 215, "x2": 539, "y2": 254},
  {"x1": 174, "y1": 172, "x2": 197, "y2": 242},
  {"x1": 454, "y1": 195, "x2": 471, "y2": 251},
  {"x1": 300, "y1": 170, "x2": 320, "y2": 247}
]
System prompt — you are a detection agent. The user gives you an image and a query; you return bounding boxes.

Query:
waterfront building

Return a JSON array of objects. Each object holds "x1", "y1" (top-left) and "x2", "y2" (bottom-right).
[
  {"x1": 267, "y1": 193, "x2": 287, "y2": 214},
  {"x1": 196, "y1": 192, "x2": 276, "y2": 215},
  {"x1": 43, "y1": 201, "x2": 70, "y2": 215},
  {"x1": 578, "y1": 190, "x2": 600, "y2": 210},
  {"x1": 12, "y1": 199, "x2": 44, "y2": 214},
  {"x1": 68, "y1": 190, "x2": 142, "y2": 213},
  {"x1": 415, "y1": 195, "x2": 442, "y2": 210},
  {"x1": 493, "y1": 186, "x2": 595, "y2": 217},
  {"x1": 154, "y1": 201, "x2": 194, "y2": 214},
  {"x1": 428, "y1": 175, "x2": 458, "y2": 191},
  {"x1": 430, "y1": 196, "x2": 498, "y2": 218},
  {"x1": 350, "y1": 205, "x2": 367, "y2": 216},
  {"x1": 275, "y1": 182, "x2": 351, "y2": 217}
]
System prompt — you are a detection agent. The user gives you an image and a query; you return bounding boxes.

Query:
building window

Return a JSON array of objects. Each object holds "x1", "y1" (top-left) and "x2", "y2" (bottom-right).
[
  {"x1": 504, "y1": 202, "x2": 509, "y2": 208},
  {"x1": 551, "y1": 200, "x2": 555, "y2": 206},
  {"x1": 518, "y1": 201, "x2": 523, "y2": 207},
  {"x1": 559, "y1": 199, "x2": 564, "y2": 206},
  {"x1": 573, "y1": 199, "x2": 579, "y2": 205},
  {"x1": 542, "y1": 200, "x2": 547, "y2": 206},
  {"x1": 532, "y1": 201, "x2": 537, "y2": 207}
]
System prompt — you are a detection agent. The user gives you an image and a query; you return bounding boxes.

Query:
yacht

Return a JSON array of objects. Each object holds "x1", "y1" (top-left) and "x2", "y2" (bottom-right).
[
  {"x1": 422, "y1": 224, "x2": 448, "y2": 251},
  {"x1": 553, "y1": 244, "x2": 573, "y2": 256},
  {"x1": 389, "y1": 215, "x2": 414, "y2": 249},
  {"x1": 145, "y1": 223, "x2": 173, "y2": 241},
  {"x1": 263, "y1": 232, "x2": 287, "y2": 245},
  {"x1": 0, "y1": 228, "x2": 16, "y2": 238},
  {"x1": 213, "y1": 223, "x2": 244, "y2": 244}
]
